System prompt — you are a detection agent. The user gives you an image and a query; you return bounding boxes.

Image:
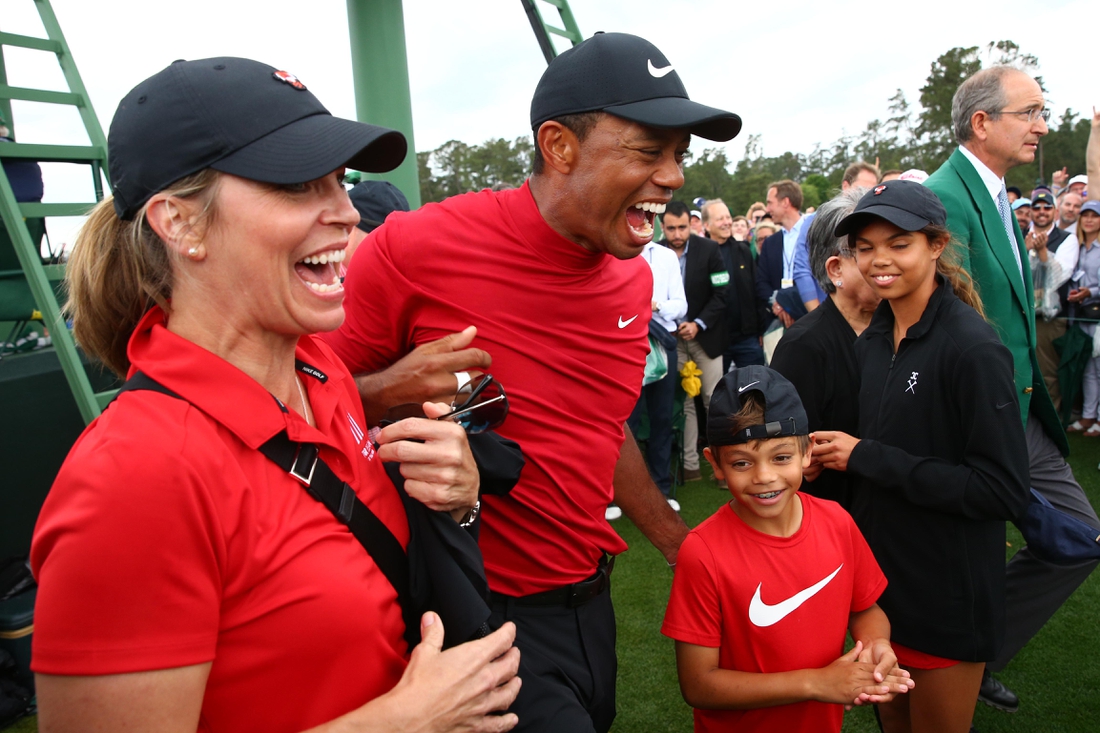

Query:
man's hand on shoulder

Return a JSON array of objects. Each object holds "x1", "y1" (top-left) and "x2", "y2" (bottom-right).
[{"x1": 355, "y1": 327, "x2": 492, "y2": 425}]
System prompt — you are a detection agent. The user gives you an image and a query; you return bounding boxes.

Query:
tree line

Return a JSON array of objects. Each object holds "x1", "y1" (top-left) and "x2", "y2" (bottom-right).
[{"x1": 417, "y1": 41, "x2": 1091, "y2": 214}]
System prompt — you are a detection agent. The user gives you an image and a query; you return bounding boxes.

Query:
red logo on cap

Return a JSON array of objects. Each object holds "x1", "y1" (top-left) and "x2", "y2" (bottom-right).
[
  {"x1": 273, "y1": 70, "x2": 306, "y2": 90},
  {"x1": 873, "y1": 185, "x2": 887, "y2": 195}
]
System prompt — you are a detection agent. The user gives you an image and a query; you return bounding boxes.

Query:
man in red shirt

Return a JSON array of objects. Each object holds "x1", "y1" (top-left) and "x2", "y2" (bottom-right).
[{"x1": 326, "y1": 32, "x2": 741, "y2": 733}]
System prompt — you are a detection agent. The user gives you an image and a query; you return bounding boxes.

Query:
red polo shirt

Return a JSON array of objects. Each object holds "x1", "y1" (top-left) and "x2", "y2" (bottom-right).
[
  {"x1": 32, "y1": 307, "x2": 409, "y2": 733},
  {"x1": 325, "y1": 183, "x2": 652, "y2": 595}
]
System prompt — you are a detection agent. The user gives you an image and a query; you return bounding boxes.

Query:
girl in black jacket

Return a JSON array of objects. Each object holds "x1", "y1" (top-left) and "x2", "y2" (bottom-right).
[{"x1": 812, "y1": 181, "x2": 1030, "y2": 733}]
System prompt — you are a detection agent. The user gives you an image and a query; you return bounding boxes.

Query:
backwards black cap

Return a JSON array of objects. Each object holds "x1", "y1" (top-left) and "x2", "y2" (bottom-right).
[
  {"x1": 707, "y1": 365, "x2": 808, "y2": 447},
  {"x1": 108, "y1": 57, "x2": 408, "y2": 220},
  {"x1": 530, "y1": 32, "x2": 742, "y2": 142},
  {"x1": 834, "y1": 180, "x2": 947, "y2": 238}
]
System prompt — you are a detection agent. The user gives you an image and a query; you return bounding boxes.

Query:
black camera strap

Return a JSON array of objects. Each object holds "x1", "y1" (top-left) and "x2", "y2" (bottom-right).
[{"x1": 114, "y1": 371, "x2": 411, "y2": 611}]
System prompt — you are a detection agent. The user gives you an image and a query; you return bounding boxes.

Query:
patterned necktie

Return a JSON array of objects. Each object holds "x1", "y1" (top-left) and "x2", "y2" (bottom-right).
[{"x1": 996, "y1": 184, "x2": 1025, "y2": 283}]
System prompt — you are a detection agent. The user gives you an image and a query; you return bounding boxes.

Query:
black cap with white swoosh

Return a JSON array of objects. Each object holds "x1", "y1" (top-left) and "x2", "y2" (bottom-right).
[
  {"x1": 708, "y1": 365, "x2": 809, "y2": 446},
  {"x1": 529, "y1": 32, "x2": 742, "y2": 142}
]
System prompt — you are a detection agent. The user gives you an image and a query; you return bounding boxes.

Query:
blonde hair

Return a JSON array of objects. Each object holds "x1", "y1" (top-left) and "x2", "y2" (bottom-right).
[{"x1": 65, "y1": 169, "x2": 221, "y2": 377}]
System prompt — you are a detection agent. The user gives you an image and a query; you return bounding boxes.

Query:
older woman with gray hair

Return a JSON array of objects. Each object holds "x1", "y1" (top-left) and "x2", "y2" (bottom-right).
[{"x1": 769, "y1": 187, "x2": 880, "y2": 507}]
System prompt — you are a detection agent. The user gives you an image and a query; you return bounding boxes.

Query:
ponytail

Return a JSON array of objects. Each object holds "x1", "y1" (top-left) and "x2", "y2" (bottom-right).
[
  {"x1": 922, "y1": 224, "x2": 985, "y2": 319},
  {"x1": 65, "y1": 169, "x2": 220, "y2": 377}
]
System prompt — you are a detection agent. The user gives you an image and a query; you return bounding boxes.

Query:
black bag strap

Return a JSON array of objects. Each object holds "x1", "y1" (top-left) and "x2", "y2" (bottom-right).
[{"x1": 115, "y1": 371, "x2": 411, "y2": 611}]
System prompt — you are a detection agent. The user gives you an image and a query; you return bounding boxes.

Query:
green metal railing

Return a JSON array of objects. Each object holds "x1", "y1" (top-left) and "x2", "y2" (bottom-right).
[
  {"x1": 0, "y1": 0, "x2": 111, "y2": 424},
  {"x1": 519, "y1": 0, "x2": 583, "y2": 64}
]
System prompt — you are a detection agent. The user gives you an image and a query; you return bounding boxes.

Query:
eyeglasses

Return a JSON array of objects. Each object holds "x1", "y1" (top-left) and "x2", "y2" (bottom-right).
[
  {"x1": 994, "y1": 107, "x2": 1050, "y2": 124},
  {"x1": 382, "y1": 374, "x2": 509, "y2": 435},
  {"x1": 1032, "y1": 204, "x2": 1054, "y2": 210}
]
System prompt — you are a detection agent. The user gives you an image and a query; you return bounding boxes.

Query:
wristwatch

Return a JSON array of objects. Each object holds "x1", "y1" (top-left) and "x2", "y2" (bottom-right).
[{"x1": 459, "y1": 500, "x2": 481, "y2": 528}]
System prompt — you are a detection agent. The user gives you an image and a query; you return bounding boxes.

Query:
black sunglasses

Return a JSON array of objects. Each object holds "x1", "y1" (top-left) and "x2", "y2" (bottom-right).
[{"x1": 382, "y1": 374, "x2": 509, "y2": 434}]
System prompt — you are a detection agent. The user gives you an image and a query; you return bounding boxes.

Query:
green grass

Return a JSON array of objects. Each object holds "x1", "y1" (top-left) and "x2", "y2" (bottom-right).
[
  {"x1": 609, "y1": 434, "x2": 1100, "y2": 733},
  {"x1": 6, "y1": 438, "x2": 1100, "y2": 733}
]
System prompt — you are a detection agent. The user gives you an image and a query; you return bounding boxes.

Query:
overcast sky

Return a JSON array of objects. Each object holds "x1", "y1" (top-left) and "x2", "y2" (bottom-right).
[{"x1": 3, "y1": 0, "x2": 1096, "y2": 244}]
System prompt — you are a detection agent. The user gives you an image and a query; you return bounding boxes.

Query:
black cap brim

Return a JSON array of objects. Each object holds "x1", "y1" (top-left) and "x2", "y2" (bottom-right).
[
  {"x1": 834, "y1": 206, "x2": 935, "y2": 237},
  {"x1": 604, "y1": 97, "x2": 742, "y2": 142},
  {"x1": 211, "y1": 114, "x2": 407, "y2": 184}
]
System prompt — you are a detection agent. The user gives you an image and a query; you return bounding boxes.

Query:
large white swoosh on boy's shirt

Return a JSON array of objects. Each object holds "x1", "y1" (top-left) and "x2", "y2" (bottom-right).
[{"x1": 748, "y1": 564, "x2": 843, "y2": 627}]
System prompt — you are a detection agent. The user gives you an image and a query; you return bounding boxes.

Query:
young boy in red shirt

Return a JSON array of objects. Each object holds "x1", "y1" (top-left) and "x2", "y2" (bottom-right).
[{"x1": 661, "y1": 365, "x2": 913, "y2": 732}]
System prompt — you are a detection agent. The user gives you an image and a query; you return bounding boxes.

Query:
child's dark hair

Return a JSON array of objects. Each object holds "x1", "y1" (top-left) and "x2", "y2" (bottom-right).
[{"x1": 728, "y1": 391, "x2": 811, "y2": 453}]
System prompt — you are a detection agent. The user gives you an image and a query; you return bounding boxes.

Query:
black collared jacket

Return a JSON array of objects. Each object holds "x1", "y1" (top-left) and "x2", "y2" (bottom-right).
[{"x1": 847, "y1": 277, "x2": 1030, "y2": 662}]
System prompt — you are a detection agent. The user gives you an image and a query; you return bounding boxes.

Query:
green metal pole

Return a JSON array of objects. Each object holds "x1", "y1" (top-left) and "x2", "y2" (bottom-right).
[{"x1": 345, "y1": 0, "x2": 421, "y2": 209}]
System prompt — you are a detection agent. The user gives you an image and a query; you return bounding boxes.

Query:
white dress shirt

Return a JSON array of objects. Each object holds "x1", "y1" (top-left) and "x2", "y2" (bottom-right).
[
  {"x1": 642, "y1": 242, "x2": 687, "y2": 332},
  {"x1": 958, "y1": 146, "x2": 1026, "y2": 285}
]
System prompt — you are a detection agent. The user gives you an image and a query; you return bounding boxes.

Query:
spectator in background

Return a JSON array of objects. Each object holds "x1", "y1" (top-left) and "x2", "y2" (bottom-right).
[
  {"x1": 1029, "y1": 189, "x2": 1078, "y2": 415},
  {"x1": 626, "y1": 234, "x2": 687, "y2": 513},
  {"x1": 0, "y1": 114, "x2": 44, "y2": 203},
  {"x1": 345, "y1": 179, "x2": 410, "y2": 265},
  {"x1": 1007, "y1": 185, "x2": 1023, "y2": 203},
  {"x1": 730, "y1": 215, "x2": 751, "y2": 243},
  {"x1": 746, "y1": 201, "x2": 767, "y2": 226},
  {"x1": 1067, "y1": 200, "x2": 1100, "y2": 436},
  {"x1": 790, "y1": 162, "x2": 880, "y2": 314},
  {"x1": 1058, "y1": 190, "x2": 1083, "y2": 232},
  {"x1": 702, "y1": 199, "x2": 765, "y2": 373},
  {"x1": 879, "y1": 169, "x2": 903, "y2": 182},
  {"x1": 689, "y1": 209, "x2": 706, "y2": 237},
  {"x1": 756, "y1": 180, "x2": 805, "y2": 329},
  {"x1": 661, "y1": 200, "x2": 729, "y2": 483},
  {"x1": 1067, "y1": 174, "x2": 1088, "y2": 198},
  {"x1": 770, "y1": 186, "x2": 876, "y2": 507},
  {"x1": 701, "y1": 201, "x2": 731, "y2": 244},
  {"x1": 1012, "y1": 197, "x2": 1032, "y2": 230},
  {"x1": 752, "y1": 218, "x2": 777, "y2": 255}
]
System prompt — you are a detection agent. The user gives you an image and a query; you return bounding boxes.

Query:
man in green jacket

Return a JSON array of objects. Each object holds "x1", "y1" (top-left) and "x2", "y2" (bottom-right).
[{"x1": 926, "y1": 65, "x2": 1100, "y2": 714}]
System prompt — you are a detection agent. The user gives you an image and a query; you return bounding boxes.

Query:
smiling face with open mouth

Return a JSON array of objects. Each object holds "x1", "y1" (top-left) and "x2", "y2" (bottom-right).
[
  {"x1": 561, "y1": 115, "x2": 690, "y2": 260},
  {"x1": 704, "y1": 437, "x2": 811, "y2": 536},
  {"x1": 191, "y1": 169, "x2": 359, "y2": 342}
]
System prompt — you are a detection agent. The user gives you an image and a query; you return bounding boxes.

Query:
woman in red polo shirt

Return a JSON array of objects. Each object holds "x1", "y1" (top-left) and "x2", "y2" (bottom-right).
[{"x1": 29, "y1": 58, "x2": 519, "y2": 733}]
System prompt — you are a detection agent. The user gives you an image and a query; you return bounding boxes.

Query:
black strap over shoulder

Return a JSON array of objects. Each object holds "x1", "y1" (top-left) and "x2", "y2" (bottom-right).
[
  {"x1": 115, "y1": 371, "x2": 414, "y2": 643},
  {"x1": 257, "y1": 430, "x2": 410, "y2": 609}
]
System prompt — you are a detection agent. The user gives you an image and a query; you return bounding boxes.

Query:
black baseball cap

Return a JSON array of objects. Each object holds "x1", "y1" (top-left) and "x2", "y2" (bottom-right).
[
  {"x1": 1031, "y1": 190, "x2": 1056, "y2": 207},
  {"x1": 707, "y1": 366, "x2": 808, "y2": 447},
  {"x1": 530, "y1": 32, "x2": 741, "y2": 142},
  {"x1": 834, "y1": 180, "x2": 947, "y2": 237},
  {"x1": 348, "y1": 180, "x2": 411, "y2": 232},
  {"x1": 108, "y1": 57, "x2": 408, "y2": 220}
]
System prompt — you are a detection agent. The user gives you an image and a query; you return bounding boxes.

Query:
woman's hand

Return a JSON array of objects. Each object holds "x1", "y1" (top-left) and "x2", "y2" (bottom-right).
[
  {"x1": 377, "y1": 402, "x2": 479, "y2": 515},
  {"x1": 317, "y1": 614, "x2": 521, "y2": 733},
  {"x1": 812, "y1": 431, "x2": 860, "y2": 472},
  {"x1": 1069, "y1": 287, "x2": 1092, "y2": 303},
  {"x1": 362, "y1": 614, "x2": 521, "y2": 733}
]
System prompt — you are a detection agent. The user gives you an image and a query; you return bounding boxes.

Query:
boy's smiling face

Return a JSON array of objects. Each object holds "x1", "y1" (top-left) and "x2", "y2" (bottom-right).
[{"x1": 704, "y1": 437, "x2": 810, "y2": 537}]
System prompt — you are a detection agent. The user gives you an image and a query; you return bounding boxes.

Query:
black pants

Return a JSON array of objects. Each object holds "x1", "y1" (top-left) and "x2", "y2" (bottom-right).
[{"x1": 489, "y1": 586, "x2": 616, "y2": 733}]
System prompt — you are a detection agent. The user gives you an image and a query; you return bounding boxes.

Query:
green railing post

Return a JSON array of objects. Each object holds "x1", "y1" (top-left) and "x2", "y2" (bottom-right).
[{"x1": 345, "y1": 0, "x2": 421, "y2": 209}]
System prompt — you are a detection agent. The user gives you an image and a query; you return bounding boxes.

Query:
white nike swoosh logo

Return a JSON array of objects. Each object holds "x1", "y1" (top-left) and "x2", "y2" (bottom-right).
[
  {"x1": 738, "y1": 380, "x2": 760, "y2": 393},
  {"x1": 647, "y1": 59, "x2": 674, "y2": 78},
  {"x1": 748, "y1": 564, "x2": 843, "y2": 627},
  {"x1": 618, "y1": 315, "x2": 638, "y2": 328}
]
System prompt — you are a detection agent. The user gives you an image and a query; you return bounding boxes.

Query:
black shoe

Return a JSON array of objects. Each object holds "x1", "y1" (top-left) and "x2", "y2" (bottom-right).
[{"x1": 978, "y1": 670, "x2": 1019, "y2": 713}]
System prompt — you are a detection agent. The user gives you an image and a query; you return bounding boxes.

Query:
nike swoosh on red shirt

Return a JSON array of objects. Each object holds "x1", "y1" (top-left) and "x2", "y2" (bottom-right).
[{"x1": 748, "y1": 564, "x2": 843, "y2": 627}]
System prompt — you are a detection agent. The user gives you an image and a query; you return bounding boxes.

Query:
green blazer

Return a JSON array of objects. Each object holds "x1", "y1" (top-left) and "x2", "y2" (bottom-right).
[{"x1": 925, "y1": 148, "x2": 1068, "y2": 455}]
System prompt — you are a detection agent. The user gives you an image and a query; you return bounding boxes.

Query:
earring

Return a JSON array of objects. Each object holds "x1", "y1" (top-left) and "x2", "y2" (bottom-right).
[
  {"x1": 834, "y1": 279, "x2": 843, "y2": 288},
  {"x1": 187, "y1": 246, "x2": 200, "y2": 258}
]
